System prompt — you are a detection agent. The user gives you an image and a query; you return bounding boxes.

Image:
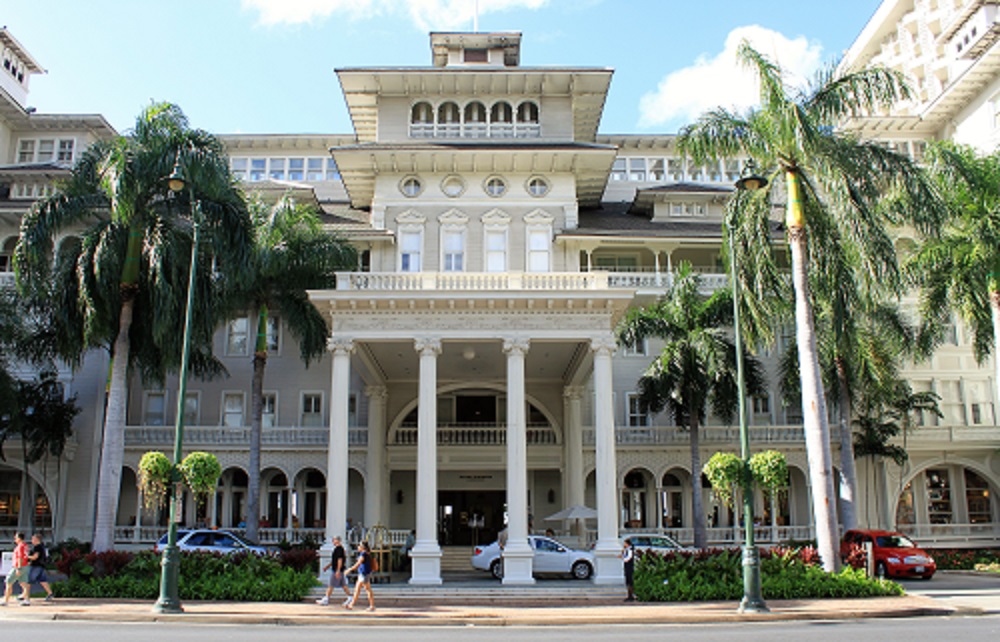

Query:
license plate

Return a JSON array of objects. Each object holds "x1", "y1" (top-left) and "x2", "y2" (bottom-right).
[{"x1": 914, "y1": 566, "x2": 925, "y2": 573}]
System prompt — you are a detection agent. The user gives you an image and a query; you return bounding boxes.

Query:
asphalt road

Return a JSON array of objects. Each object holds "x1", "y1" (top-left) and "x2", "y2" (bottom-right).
[
  {"x1": 1, "y1": 616, "x2": 998, "y2": 641},
  {"x1": 899, "y1": 570, "x2": 1000, "y2": 613}
]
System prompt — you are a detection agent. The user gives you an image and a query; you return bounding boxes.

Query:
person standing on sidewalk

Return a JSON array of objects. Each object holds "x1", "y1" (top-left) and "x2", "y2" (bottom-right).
[
  {"x1": 316, "y1": 535, "x2": 351, "y2": 606},
  {"x1": 344, "y1": 540, "x2": 375, "y2": 611},
  {"x1": 621, "y1": 537, "x2": 636, "y2": 602},
  {"x1": 27, "y1": 533, "x2": 54, "y2": 602},
  {"x1": 2, "y1": 532, "x2": 32, "y2": 606}
]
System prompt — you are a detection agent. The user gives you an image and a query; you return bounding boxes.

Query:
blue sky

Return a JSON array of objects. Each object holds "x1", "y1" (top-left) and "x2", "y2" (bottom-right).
[{"x1": 6, "y1": 0, "x2": 882, "y2": 136}]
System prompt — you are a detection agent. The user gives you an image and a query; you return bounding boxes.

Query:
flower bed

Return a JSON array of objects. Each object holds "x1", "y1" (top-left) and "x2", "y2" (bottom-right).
[
  {"x1": 925, "y1": 548, "x2": 1000, "y2": 571},
  {"x1": 52, "y1": 548, "x2": 317, "y2": 601},
  {"x1": 636, "y1": 547, "x2": 904, "y2": 602}
]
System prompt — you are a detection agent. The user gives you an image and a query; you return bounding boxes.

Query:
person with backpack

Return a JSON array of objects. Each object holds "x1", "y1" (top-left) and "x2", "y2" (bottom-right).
[
  {"x1": 343, "y1": 540, "x2": 376, "y2": 611},
  {"x1": 27, "y1": 533, "x2": 54, "y2": 602}
]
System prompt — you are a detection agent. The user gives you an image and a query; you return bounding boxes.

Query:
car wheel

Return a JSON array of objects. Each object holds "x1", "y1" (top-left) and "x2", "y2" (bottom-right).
[
  {"x1": 571, "y1": 561, "x2": 592, "y2": 580},
  {"x1": 490, "y1": 559, "x2": 504, "y2": 580},
  {"x1": 875, "y1": 562, "x2": 888, "y2": 579}
]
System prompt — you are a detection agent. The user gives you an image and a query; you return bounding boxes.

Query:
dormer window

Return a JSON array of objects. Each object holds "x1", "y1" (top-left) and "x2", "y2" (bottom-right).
[{"x1": 464, "y1": 48, "x2": 489, "y2": 63}]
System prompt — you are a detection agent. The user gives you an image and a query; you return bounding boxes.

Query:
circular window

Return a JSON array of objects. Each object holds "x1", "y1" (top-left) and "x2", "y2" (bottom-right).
[
  {"x1": 399, "y1": 176, "x2": 423, "y2": 197},
  {"x1": 526, "y1": 176, "x2": 550, "y2": 197},
  {"x1": 484, "y1": 176, "x2": 507, "y2": 197},
  {"x1": 441, "y1": 175, "x2": 466, "y2": 198}
]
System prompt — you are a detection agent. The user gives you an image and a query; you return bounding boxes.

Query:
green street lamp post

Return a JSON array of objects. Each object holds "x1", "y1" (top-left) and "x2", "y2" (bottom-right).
[
  {"x1": 731, "y1": 160, "x2": 768, "y2": 613},
  {"x1": 153, "y1": 156, "x2": 200, "y2": 614}
]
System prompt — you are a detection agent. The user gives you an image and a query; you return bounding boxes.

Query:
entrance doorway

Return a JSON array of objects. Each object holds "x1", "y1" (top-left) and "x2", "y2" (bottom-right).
[{"x1": 438, "y1": 490, "x2": 505, "y2": 546}]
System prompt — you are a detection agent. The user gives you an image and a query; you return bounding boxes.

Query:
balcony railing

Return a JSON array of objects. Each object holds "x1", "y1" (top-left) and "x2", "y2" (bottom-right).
[
  {"x1": 0, "y1": 273, "x2": 14, "y2": 289},
  {"x1": 392, "y1": 422, "x2": 556, "y2": 446},
  {"x1": 407, "y1": 123, "x2": 541, "y2": 139},
  {"x1": 336, "y1": 271, "x2": 610, "y2": 292},
  {"x1": 583, "y1": 424, "x2": 837, "y2": 446},
  {"x1": 124, "y1": 425, "x2": 368, "y2": 448}
]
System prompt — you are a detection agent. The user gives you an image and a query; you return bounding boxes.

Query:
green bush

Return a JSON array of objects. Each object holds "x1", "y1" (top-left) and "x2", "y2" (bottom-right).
[
  {"x1": 927, "y1": 548, "x2": 1000, "y2": 570},
  {"x1": 52, "y1": 550, "x2": 318, "y2": 601},
  {"x1": 635, "y1": 548, "x2": 904, "y2": 602}
]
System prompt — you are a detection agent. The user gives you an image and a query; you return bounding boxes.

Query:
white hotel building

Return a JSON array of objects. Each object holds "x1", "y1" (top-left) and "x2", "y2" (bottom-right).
[{"x1": 0, "y1": 0, "x2": 998, "y2": 584}]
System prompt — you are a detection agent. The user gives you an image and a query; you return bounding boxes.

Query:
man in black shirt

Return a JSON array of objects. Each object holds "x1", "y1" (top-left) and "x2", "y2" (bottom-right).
[
  {"x1": 316, "y1": 535, "x2": 351, "y2": 606},
  {"x1": 28, "y1": 533, "x2": 53, "y2": 602}
]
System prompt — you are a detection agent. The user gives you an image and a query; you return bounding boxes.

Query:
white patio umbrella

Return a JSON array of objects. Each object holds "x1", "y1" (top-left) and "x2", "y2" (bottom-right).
[{"x1": 544, "y1": 504, "x2": 598, "y2": 521}]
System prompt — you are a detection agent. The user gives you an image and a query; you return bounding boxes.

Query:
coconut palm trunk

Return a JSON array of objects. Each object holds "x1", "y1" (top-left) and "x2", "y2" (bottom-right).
[
  {"x1": 786, "y1": 171, "x2": 840, "y2": 572},
  {"x1": 835, "y1": 358, "x2": 858, "y2": 532},
  {"x1": 688, "y1": 414, "x2": 706, "y2": 548},
  {"x1": 992, "y1": 288, "x2": 1000, "y2": 419},
  {"x1": 92, "y1": 292, "x2": 136, "y2": 552},
  {"x1": 245, "y1": 304, "x2": 269, "y2": 543}
]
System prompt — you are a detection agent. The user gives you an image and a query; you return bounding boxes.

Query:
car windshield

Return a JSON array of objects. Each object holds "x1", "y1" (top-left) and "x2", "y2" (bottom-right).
[{"x1": 876, "y1": 534, "x2": 916, "y2": 548}]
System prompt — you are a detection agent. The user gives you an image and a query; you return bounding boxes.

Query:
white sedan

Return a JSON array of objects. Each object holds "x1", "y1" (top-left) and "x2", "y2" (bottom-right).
[
  {"x1": 626, "y1": 533, "x2": 691, "y2": 554},
  {"x1": 471, "y1": 535, "x2": 594, "y2": 580}
]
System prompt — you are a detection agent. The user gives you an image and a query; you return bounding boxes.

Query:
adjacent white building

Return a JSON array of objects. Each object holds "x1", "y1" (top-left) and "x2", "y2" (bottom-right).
[{"x1": 0, "y1": 3, "x2": 997, "y2": 584}]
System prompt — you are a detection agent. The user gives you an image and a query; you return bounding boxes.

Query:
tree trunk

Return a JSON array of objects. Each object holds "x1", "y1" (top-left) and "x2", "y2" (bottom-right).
[
  {"x1": 834, "y1": 357, "x2": 858, "y2": 531},
  {"x1": 991, "y1": 289, "x2": 1000, "y2": 424},
  {"x1": 92, "y1": 294, "x2": 136, "y2": 552},
  {"x1": 689, "y1": 417, "x2": 707, "y2": 549},
  {"x1": 245, "y1": 304, "x2": 268, "y2": 543},
  {"x1": 785, "y1": 171, "x2": 840, "y2": 572}
]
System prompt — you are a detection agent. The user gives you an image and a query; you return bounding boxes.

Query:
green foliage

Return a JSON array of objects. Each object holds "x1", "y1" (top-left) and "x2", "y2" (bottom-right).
[
  {"x1": 634, "y1": 548, "x2": 903, "y2": 602},
  {"x1": 927, "y1": 548, "x2": 1000, "y2": 570},
  {"x1": 137, "y1": 451, "x2": 172, "y2": 510},
  {"x1": 748, "y1": 450, "x2": 789, "y2": 492},
  {"x1": 179, "y1": 451, "x2": 222, "y2": 497},
  {"x1": 52, "y1": 550, "x2": 318, "y2": 601},
  {"x1": 703, "y1": 453, "x2": 743, "y2": 508}
]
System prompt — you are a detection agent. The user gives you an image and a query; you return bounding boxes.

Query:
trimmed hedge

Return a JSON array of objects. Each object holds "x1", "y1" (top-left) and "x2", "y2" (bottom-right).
[
  {"x1": 926, "y1": 548, "x2": 1000, "y2": 570},
  {"x1": 635, "y1": 547, "x2": 904, "y2": 602},
  {"x1": 52, "y1": 549, "x2": 317, "y2": 601}
]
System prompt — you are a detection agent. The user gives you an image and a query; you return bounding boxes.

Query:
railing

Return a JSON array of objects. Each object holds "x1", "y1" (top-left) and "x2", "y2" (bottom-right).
[
  {"x1": 583, "y1": 424, "x2": 836, "y2": 446},
  {"x1": 392, "y1": 422, "x2": 556, "y2": 446},
  {"x1": 0, "y1": 273, "x2": 14, "y2": 289},
  {"x1": 336, "y1": 271, "x2": 610, "y2": 292},
  {"x1": 124, "y1": 426, "x2": 369, "y2": 448},
  {"x1": 407, "y1": 123, "x2": 541, "y2": 139},
  {"x1": 112, "y1": 525, "x2": 412, "y2": 547},
  {"x1": 606, "y1": 271, "x2": 728, "y2": 292},
  {"x1": 897, "y1": 522, "x2": 1000, "y2": 545}
]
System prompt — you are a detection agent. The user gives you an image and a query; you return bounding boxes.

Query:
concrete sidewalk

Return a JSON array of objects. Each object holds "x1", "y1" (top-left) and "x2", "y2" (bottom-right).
[{"x1": 0, "y1": 594, "x2": 960, "y2": 626}]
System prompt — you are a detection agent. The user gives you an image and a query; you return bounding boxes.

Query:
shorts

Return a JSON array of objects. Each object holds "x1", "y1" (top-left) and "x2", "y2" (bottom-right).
[
  {"x1": 357, "y1": 573, "x2": 371, "y2": 584},
  {"x1": 328, "y1": 571, "x2": 347, "y2": 588},
  {"x1": 29, "y1": 566, "x2": 49, "y2": 584},
  {"x1": 5, "y1": 566, "x2": 28, "y2": 585}
]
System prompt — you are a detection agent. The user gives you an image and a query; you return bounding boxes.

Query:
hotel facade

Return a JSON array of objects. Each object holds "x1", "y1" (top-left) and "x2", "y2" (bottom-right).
[{"x1": 0, "y1": 0, "x2": 998, "y2": 584}]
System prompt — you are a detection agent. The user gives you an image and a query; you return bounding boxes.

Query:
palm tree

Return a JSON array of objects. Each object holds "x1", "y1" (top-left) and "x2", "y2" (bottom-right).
[
  {"x1": 16, "y1": 102, "x2": 252, "y2": 551},
  {"x1": 678, "y1": 43, "x2": 941, "y2": 570},
  {"x1": 780, "y1": 291, "x2": 924, "y2": 532},
  {"x1": 240, "y1": 196, "x2": 356, "y2": 543},
  {"x1": 909, "y1": 142, "x2": 1000, "y2": 413},
  {"x1": 617, "y1": 263, "x2": 764, "y2": 548}
]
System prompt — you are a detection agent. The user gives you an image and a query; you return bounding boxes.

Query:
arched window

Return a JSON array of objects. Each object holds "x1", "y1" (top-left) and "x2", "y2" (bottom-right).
[
  {"x1": 438, "y1": 102, "x2": 460, "y2": 137},
  {"x1": 490, "y1": 102, "x2": 513, "y2": 138},
  {"x1": 411, "y1": 102, "x2": 433, "y2": 124},
  {"x1": 409, "y1": 102, "x2": 434, "y2": 138},
  {"x1": 516, "y1": 101, "x2": 539, "y2": 123},
  {"x1": 464, "y1": 101, "x2": 487, "y2": 138}
]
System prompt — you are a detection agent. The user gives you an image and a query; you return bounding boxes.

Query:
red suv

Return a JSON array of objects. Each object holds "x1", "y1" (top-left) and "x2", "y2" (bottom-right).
[{"x1": 840, "y1": 529, "x2": 936, "y2": 580}]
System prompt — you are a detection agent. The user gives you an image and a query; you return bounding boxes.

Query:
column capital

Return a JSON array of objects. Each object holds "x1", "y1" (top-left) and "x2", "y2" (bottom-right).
[
  {"x1": 327, "y1": 337, "x2": 355, "y2": 355},
  {"x1": 414, "y1": 337, "x2": 442, "y2": 356},
  {"x1": 502, "y1": 337, "x2": 531, "y2": 356},
  {"x1": 563, "y1": 385, "x2": 585, "y2": 400},
  {"x1": 364, "y1": 384, "x2": 388, "y2": 402},
  {"x1": 590, "y1": 335, "x2": 617, "y2": 357}
]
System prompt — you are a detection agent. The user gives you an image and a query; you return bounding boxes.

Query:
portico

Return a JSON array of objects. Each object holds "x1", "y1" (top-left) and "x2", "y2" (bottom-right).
[{"x1": 309, "y1": 272, "x2": 633, "y2": 584}]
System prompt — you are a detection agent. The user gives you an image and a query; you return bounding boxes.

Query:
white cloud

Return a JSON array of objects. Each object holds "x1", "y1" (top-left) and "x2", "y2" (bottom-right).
[
  {"x1": 242, "y1": 0, "x2": 548, "y2": 31},
  {"x1": 637, "y1": 25, "x2": 825, "y2": 130}
]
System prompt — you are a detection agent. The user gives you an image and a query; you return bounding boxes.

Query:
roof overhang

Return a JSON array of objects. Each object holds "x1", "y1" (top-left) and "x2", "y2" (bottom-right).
[
  {"x1": 336, "y1": 67, "x2": 613, "y2": 143},
  {"x1": 330, "y1": 142, "x2": 617, "y2": 209}
]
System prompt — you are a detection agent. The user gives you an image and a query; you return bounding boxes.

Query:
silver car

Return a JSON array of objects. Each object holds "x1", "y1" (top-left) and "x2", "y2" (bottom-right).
[
  {"x1": 471, "y1": 535, "x2": 594, "y2": 580},
  {"x1": 154, "y1": 529, "x2": 268, "y2": 555},
  {"x1": 626, "y1": 533, "x2": 690, "y2": 554}
]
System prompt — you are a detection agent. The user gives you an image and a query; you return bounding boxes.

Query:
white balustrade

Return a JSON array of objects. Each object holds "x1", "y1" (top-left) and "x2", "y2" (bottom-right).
[{"x1": 124, "y1": 426, "x2": 367, "y2": 448}]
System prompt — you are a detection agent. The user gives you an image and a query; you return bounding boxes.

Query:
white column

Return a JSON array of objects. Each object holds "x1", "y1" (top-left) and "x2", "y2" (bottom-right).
[
  {"x1": 503, "y1": 337, "x2": 534, "y2": 584},
  {"x1": 591, "y1": 336, "x2": 624, "y2": 585},
  {"x1": 133, "y1": 490, "x2": 143, "y2": 543},
  {"x1": 410, "y1": 337, "x2": 443, "y2": 585},
  {"x1": 364, "y1": 385, "x2": 388, "y2": 528},
  {"x1": 563, "y1": 386, "x2": 585, "y2": 536},
  {"x1": 324, "y1": 337, "x2": 353, "y2": 544}
]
